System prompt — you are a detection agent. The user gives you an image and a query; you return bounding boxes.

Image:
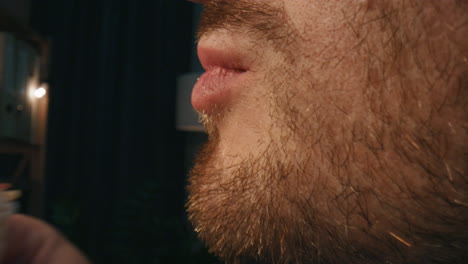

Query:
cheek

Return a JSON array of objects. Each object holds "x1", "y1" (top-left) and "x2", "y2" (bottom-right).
[
  {"x1": 283, "y1": 1, "x2": 324, "y2": 32},
  {"x1": 283, "y1": 0, "x2": 351, "y2": 46}
]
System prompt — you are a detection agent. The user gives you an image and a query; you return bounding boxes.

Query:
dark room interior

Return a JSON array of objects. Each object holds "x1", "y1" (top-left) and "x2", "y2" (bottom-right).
[{"x1": 0, "y1": 0, "x2": 216, "y2": 263}]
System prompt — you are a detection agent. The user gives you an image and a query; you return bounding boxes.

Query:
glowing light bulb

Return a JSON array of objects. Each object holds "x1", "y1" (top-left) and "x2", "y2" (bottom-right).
[{"x1": 34, "y1": 87, "x2": 47, "y2": 98}]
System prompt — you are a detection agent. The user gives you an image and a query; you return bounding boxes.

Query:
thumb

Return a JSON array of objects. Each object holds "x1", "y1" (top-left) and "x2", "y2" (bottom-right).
[{"x1": 2, "y1": 214, "x2": 90, "y2": 264}]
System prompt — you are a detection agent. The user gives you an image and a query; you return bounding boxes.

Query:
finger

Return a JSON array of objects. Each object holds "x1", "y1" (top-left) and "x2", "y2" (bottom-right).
[{"x1": 2, "y1": 214, "x2": 90, "y2": 264}]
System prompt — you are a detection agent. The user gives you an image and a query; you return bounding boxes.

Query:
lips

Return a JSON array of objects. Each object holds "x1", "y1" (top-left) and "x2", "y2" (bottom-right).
[{"x1": 191, "y1": 46, "x2": 251, "y2": 113}]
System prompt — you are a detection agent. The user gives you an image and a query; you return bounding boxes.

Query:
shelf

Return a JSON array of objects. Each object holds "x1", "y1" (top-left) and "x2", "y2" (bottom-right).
[
  {"x1": 0, "y1": 3, "x2": 48, "y2": 219},
  {"x1": 0, "y1": 138, "x2": 40, "y2": 154}
]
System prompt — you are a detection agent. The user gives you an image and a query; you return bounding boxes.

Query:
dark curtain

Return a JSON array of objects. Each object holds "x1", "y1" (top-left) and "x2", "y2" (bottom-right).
[{"x1": 30, "y1": 0, "x2": 214, "y2": 263}]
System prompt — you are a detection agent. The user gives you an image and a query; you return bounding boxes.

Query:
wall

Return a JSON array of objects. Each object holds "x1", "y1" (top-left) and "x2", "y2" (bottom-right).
[
  {"x1": 29, "y1": 0, "x2": 219, "y2": 263},
  {"x1": 0, "y1": 0, "x2": 30, "y2": 25}
]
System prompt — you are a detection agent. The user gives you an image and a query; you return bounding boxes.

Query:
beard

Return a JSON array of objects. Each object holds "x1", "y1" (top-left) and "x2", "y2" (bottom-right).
[{"x1": 187, "y1": 1, "x2": 468, "y2": 263}]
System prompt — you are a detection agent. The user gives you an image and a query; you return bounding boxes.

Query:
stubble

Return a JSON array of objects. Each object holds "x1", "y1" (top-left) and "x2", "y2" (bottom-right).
[{"x1": 188, "y1": 1, "x2": 468, "y2": 263}]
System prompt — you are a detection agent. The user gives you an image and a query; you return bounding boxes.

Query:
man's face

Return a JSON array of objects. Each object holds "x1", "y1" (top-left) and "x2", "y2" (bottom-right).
[{"x1": 187, "y1": 0, "x2": 468, "y2": 263}]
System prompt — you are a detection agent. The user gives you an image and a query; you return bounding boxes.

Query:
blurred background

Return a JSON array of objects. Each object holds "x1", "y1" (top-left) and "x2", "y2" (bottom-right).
[{"x1": 0, "y1": 0, "x2": 218, "y2": 263}]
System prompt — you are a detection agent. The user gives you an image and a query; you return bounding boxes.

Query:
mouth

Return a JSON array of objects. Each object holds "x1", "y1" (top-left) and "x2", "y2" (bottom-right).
[{"x1": 191, "y1": 45, "x2": 251, "y2": 113}]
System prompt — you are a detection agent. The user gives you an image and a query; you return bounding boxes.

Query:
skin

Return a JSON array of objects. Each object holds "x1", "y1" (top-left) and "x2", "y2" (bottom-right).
[
  {"x1": 187, "y1": 0, "x2": 468, "y2": 263},
  {"x1": 1, "y1": 214, "x2": 90, "y2": 264},
  {"x1": 3, "y1": 1, "x2": 466, "y2": 263}
]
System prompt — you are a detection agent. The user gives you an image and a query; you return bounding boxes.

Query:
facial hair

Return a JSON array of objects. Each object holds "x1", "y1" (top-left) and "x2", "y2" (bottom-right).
[{"x1": 187, "y1": 1, "x2": 468, "y2": 263}]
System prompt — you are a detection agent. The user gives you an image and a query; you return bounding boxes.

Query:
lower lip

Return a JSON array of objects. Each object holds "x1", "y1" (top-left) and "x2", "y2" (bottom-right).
[{"x1": 191, "y1": 66, "x2": 247, "y2": 113}]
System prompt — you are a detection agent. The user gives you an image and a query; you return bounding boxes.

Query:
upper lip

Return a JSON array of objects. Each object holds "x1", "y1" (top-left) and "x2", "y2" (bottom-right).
[{"x1": 197, "y1": 45, "x2": 251, "y2": 73}]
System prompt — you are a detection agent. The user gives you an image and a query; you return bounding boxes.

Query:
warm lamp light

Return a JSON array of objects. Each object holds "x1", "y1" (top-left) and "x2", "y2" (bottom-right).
[{"x1": 34, "y1": 87, "x2": 47, "y2": 98}]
